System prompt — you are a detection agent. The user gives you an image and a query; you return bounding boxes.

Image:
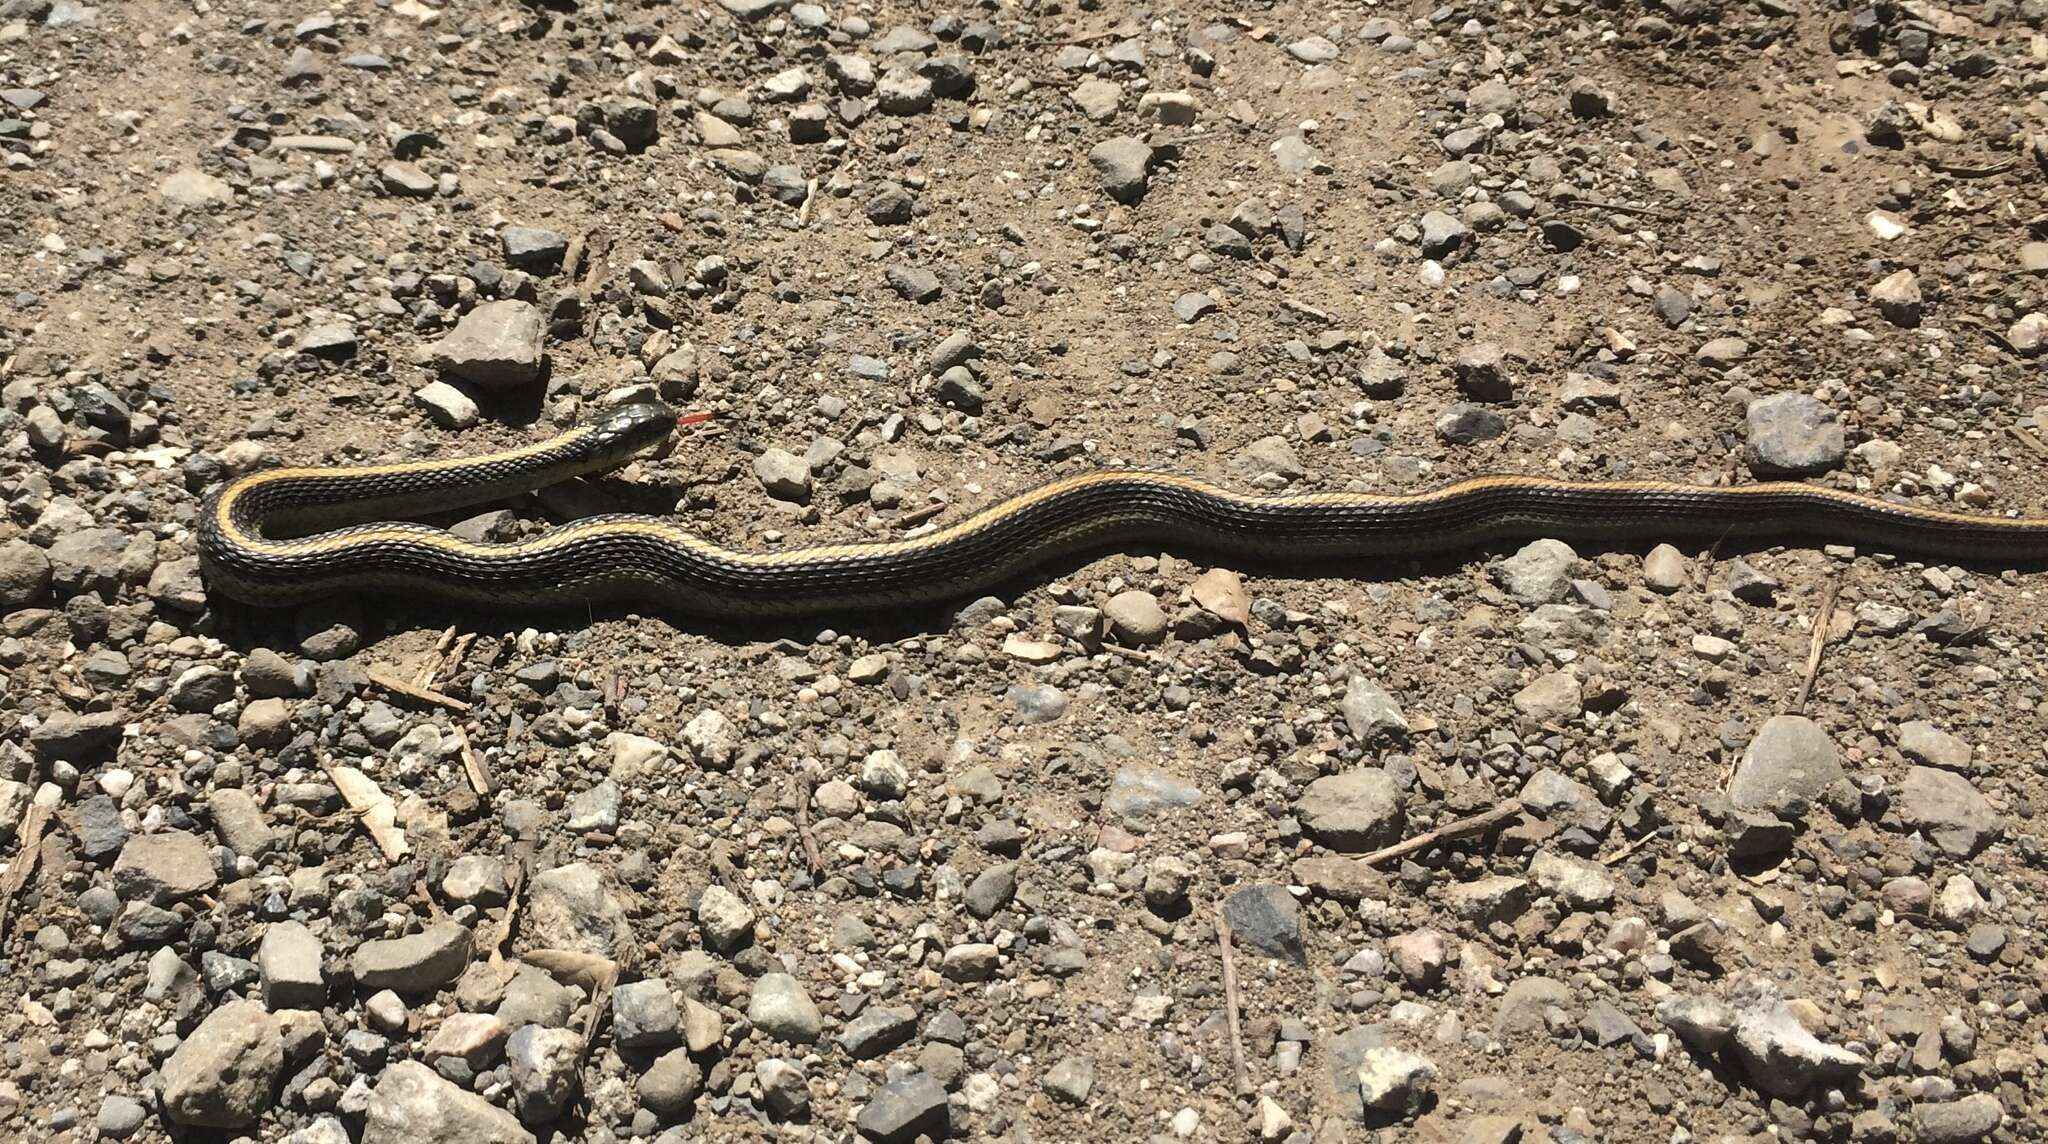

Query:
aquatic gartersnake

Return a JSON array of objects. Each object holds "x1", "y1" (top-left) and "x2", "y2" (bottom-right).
[{"x1": 198, "y1": 403, "x2": 2048, "y2": 615}]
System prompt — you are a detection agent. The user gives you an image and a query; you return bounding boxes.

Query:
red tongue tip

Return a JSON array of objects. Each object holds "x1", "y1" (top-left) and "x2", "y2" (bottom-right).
[{"x1": 675, "y1": 411, "x2": 714, "y2": 427}]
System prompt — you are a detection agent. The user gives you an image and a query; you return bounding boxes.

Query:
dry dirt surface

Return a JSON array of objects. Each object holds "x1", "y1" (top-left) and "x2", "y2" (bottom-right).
[{"x1": 4, "y1": 0, "x2": 2048, "y2": 1141}]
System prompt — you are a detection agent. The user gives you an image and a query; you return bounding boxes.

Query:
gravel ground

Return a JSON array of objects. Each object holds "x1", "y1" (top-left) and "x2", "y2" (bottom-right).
[{"x1": 4, "y1": 0, "x2": 2048, "y2": 1142}]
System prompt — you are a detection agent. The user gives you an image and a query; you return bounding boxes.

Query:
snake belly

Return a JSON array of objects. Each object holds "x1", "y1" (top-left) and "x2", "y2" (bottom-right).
[{"x1": 196, "y1": 403, "x2": 2048, "y2": 616}]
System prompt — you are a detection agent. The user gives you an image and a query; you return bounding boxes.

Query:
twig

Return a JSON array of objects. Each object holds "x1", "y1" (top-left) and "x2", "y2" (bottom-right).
[
  {"x1": 1215, "y1": 905, "x2": 1251, "y2": 1096},
  {"x1": 1601, "y1": 829, "x2": 1659, "y2": 867},
  {"x1": 2007, "y1": 425, "x2": 2048, "y2": 462},
  {"x1": 893, "y1": 502, "x2": 949, "y2": 529},
  {"x1": 487, "y1": 835, "x2": 537, "y2": 970},
  {"x1": 1930, "y1": 158, "x2": 2015, "y2": 179},
  {"x1": 322, "y1": 762, "x2": 410, "y2": 862},
  {"x1": 1793, "y1": 582, "x2": 1842, "y2": 715},
  {"x1": 366, "y1": 666, "x2": 471, "y2": 712},
  {"x1": 1558, "y1": 196, "x2": 1683, "y2": 221},
  {"x1": 793, "y1": 765, "x2": 822, "y2": 875},
  {"x1": 418, "y1": 626, "x2": 458, "y2": 687},
  {"x1": 0, "y1": 795, "x2": 55, "y2": 940},
  {"x1": 454, "y1": 726, "x2": 494, "y2": 796},
  {"x1": 797, "y1": 177, "x2": 818, "y2": 226},
  {"x1": 1356, "y1": 803, "x2": 1522, "y2": 868}
]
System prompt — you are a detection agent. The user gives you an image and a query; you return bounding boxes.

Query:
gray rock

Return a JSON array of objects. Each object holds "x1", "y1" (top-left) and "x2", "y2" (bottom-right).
[
  {"x1": 363, "y1": 1060, "x2": 535, "y2": 1144},
  {"x1": 719, "y1": 0, "x2": 786, "y2": 20},
  {"x1": 696, "y1": 884, "x2": 756, "y2": 953},
  {"x1": 930, "y1": 330, "x2": 981, "y2": 373},
  {"x1": 1103, "y1": 590, "x2": 1168, "y2": 645},
  {"x1": 885, "y1": 265, "x2": 941, "y2": 302},
  {"x1": 1173, "y1": 292, "x2": 1216, "y2": 322},
  {"x1": 522, "y1": 862, "x2": 636, "y2": 965},
  {"x1": 1898, "y1": 720, "x2": 1971, "y2": 769},
  {"x1": 638, "y1": 1048, "x2": 703, "y2": 1119},
  {"x1": 159, "y1": 999, "x2": 282, "y2": 1128},
  {"x1": 1324, "y1": 1025, "x2": 1389, "y2": 1122},
  {"x1": 1340, "y1": 675, "x2": 1408, "y2": 740},
  {"x1": 1233, "y1": 434, "x2": 1306, "y2": 482},
  {"x1": 442, "y1": 855, "x2": 510, "y2": 906},
  {"x1": 1870, "y1": 268, "x2": 1922, "y2": 328},
  {"x1": 1105, "y1": 765, "x2": 1202, "y2": 818},
  {"x1": 1419, "y1": 210, "x2": 1469, "y2": 258},
  {"x1": 1495, "y1": 976, "x2": 1573, "y2": 1039},
  {"x1": 1489, "y1": 539, "x2": 1578, "y2": 604},
  {"x1": 839, "y1": 1005, "x2": 918, "y2": 1059},
  {"x1": 749, "y1": 448, "x2": 811, "y2": 501},
  {"x1": 1744, "y1": 393, "x2": 1844, "y2": 477},
  {"x1": 1915, "y1": 1094, "x2": 2003, "y2": 1143},
  {"x1": 414, "y1": 381, "x2": 478, "y2": 429},
  {"x1": 1088, "y1": 136, "x2": 1153, "y2": 203},
  {"x1": 497, "y1": 966, "x2": 578, "y2": 1029},
  {"x1": 875, "y1": 67, "x2": 934, "y2": 114},
  {"x1": 112, "y1": 830, "x2": 218, "y2": 904},
  {"x1": 1899, "y1": 766, "x2": 1999, "y2": 857},
  {"x1": 1444, "y1": 876, "x2": 1531, "y2": 926},
  {"x1": 0, "y1": 538, "x2": 53, "y2": 609},
  {"x1": 506, "y1": 1024, "x2": 581, "y2": 1123},
  {"x1": 748, "y1": 972, "x2": 823, "y2": 1043},
  {"x1": 1528, "y1": 850, "x2": 1614, "y2": 909},
  {"x1": 1223, "y1": 884, "x2": 1304, "y2": 964},
  {"x1": 1453, "y1": 342, "x2": 1512, "y2": 401},
  {"x1": 565, "y1": 779, "x2": 620, "y2": 833},
  {"x1": 1041, "y1": 1055, "x2": 1094, "y2": 1103},
  {"x1": 1511, "y1": 671, "x2": 1583, "y2": 722},
  {"x1": 1354, "y1": 1046, "x2": 1436, "y2": 1114},
  {"x1": 1657, "y1": 993, "x2": 1737, "y2": 1053},
  {"x1": 95, "y1": 1094, "x2": 147, "y2": 1139},
  {"x1": 499, "y1": 227, "x2": 568, "y2": 273},
  {"x1": 208, "y1": 788, "x2": 278, "y2": 858},
  {"x1": 380, "y1": 161, "x2": 436, "y2": 197},
  {"x1": 1641, "y1": 544, "x2": 1689, "y2": 592},
  {"x1": 351, "y1": 923, "x2": 472, "y2": 994},
  {"x1": 1696, "y1": 336, "x2": 1750, "y2": 369},
  {"x1": 964, "y1": 863, "x2": 1017, "y2": 918},
  {"x1": 612, "y1": 980, "x2": 681, "y2": 1050},
  {"x1": 258, "y1": 921, "x2": 324, "y2": 1010},
  {"x1": 426, "y1": 301, "x2": 545, "y2": 389},
  {"x1": 32, "y1": 709, "x2": 125, "y2": 760},
  {"x1": 756, "y1": 1058, "x2": 809, "y2": 1120},
  {"x1": 856, "y1": 1072, "x2": 949, "y2": 1142},
  {"x1": 1729, "y1": 714, "x2": 1842, "y2": 812},
  {"x1": 1728, "y1": 981, "x2": 1867, "y2": 1097},
  {"x1": 1435, "y1": 402, "x2": 1505, "y2": 443},
  {"x1": 1298, "y1": 770, "x2": 1404, "y2": 851},
  {"x1": 1580, "y1": 999, "x2": 1645, "y2": 1049},
  {"x1": 1005, "y1": 683, "x2": 1067, "y2": 724},
  {"x1": 865, "y1": 182, "x2": 915, "y2": 224}
]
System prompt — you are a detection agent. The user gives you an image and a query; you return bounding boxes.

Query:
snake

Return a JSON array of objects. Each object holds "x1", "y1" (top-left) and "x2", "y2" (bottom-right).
[{"x1": 197, "y1": 402, "x2": 2048, "y2": 616}]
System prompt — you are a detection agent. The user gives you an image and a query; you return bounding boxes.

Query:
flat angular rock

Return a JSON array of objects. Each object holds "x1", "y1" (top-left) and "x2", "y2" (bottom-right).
[
  {"x1": 259, "y1": 921, "x2": 325, "y2": 1010},
  {"x1": 1223, "y1": 884, "x2": 1304, "y2": 963},
  {"x1": 1088, "y1": 136, "x2": 1152, "y2": 204},
  {"x1": 1729, "y1": 715, "x2": 1842, "y2": 812},
  {"x1": 1899, "y1": 765, "x2": 1999, "y2": 857},
  {"x1": 113, "y1": 830, "x2": 218, "y2": 904},
  {"x1": 352, "y1": 923, "x2": 472, "y2": 994},
  {"x1": 1744, "y1": 393, "x2": 1844, "y2": 476},
  {"x1": 426, "y1": 301, "x2": 544, "y2": 389},
  {"x1": 856, "y1": 1072, "x2": 948, "y2": 1142},
  {"x1": 160, "y1": 999, "x2": 282, "y2": 1128},
  {"x1": 1297, "y1": 769, "x2": 1404, "y2": 851},
  {"x1": 363, "y1": 1060, "x2": 535, "y2": 1144}
]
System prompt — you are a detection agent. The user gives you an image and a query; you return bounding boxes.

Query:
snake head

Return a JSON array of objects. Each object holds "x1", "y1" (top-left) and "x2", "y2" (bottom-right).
[{"x1": 585, "y1": 402, "x2": 683, "y2": 460}]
